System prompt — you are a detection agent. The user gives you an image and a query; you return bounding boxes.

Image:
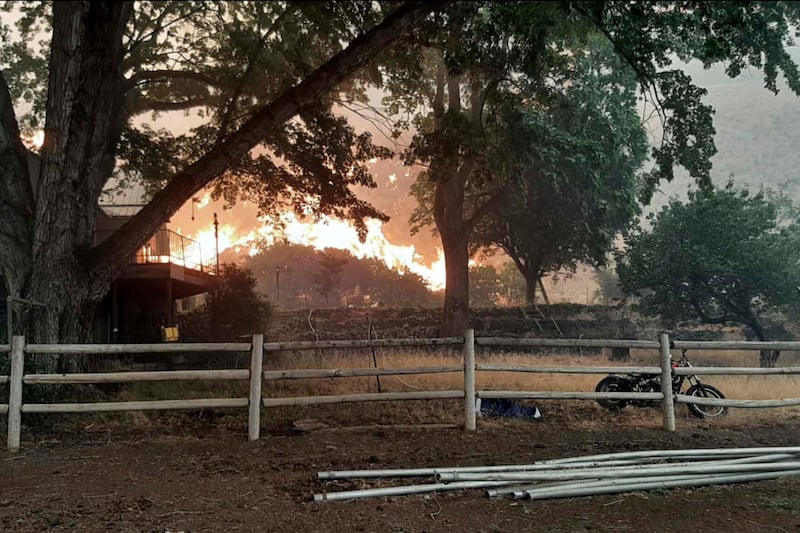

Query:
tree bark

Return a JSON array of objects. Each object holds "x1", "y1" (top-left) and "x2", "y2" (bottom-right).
[
  {"x1": 434, "y1": 154, "x2": 473, "y2": 335},
  {"x1": 746, "y1": 315, "x2": 780, "y2": 368},
  {"x1": 430, "y1": 49, "x2": 472, "y2": 337},
  {"x1": 522, "y1": 272, "x2": 547, "y2": 306},
  {"x1": 0, "y1": 74, "x2": 34, "y2": 303},
  {"x1": 22, "y1": 2, "x2": 133, "y2": 370}
]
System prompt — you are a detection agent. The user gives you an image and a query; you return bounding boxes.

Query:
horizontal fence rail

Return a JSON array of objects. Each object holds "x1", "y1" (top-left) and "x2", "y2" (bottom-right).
[
  {"x1": 479, "y1": 391, "x2": 664, "y2": 401},
  {"x1": 675, "y1": 396, "x2": 800, "y2": 409},
  {"x1": 24, "y1": 343, "x2": 251, "y2": 354},
  {"x1": 6, "y1": 331, "x2": 800, "y2": 452},
  {"x1": 672, "y1": 341, "x2": 800, "y2": 351},
  {"x1": 476, "y1": 338, "x2": 660, "y2": 349},
  {"x1": 23, "y1": 369, "x2": 250, "y2": 384},
  {"x1": 262, "y1": 390, "x2": 464, "y2": 407},
  {"x1": 263, "y1": 366, "x2": 462, "y2": 380},
  {"x1": 673, "y1": 366, "x2": 800, "y2": 375},
  {"x1": 21, "y1": 398, "x2": 249, "y2": 413},
  {"x1": 477, "y1": 364, "x2": 661, "y2": 375},
  {"x1": 262, "y1": 337, "x2": 463, "y2": 352}
]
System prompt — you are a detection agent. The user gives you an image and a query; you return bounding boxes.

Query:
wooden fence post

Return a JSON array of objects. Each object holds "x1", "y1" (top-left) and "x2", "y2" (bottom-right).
[
  {"x1": 464, "y1": 329, "x2": 476, "y2": 431},
  {"x1": 659, "y1": 332, "x2": 676, "y2": 432},
  {"x1": 248, "y1": 333, "x2": 264, "y2": 442},
  {"x1": 7, "y1": 336, "x2": 24, "y2": 452}
]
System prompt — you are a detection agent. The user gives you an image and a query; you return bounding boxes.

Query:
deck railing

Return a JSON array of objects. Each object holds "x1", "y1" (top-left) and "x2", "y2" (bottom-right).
[{"x1": 94, "y1": 228, "x2": 215, "y2": 274}]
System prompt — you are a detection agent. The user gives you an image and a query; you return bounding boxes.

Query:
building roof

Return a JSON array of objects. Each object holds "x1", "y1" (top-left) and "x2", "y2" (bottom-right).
[{"x1": 98, "y1": 178, "x2": 148, "y2": 218}]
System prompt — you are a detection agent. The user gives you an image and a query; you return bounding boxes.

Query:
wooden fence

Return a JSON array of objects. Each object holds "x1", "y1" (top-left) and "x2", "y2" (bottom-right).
[{"x1": 4, "y1": 331, "x2": 800, "y2": 451}]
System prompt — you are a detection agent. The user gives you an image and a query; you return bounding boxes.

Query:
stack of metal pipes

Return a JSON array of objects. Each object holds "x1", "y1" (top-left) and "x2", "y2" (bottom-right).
[{"x1": 315, "y1": 447, "x2": 800, "y2": 502}]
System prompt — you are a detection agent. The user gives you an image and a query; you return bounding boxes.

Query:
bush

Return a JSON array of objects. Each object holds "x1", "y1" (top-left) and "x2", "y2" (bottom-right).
[{"x1": 179, "y1": 263, "x2": 272, "y2": 342}]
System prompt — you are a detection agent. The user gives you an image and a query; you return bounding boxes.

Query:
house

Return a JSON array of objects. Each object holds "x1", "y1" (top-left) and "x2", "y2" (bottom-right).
[
  {"x1": 1, "y1": 153, "x2": 219, "y2": 344},
  {"x1": 92, "y1": 183, "x2": 220, "y2": 343}
]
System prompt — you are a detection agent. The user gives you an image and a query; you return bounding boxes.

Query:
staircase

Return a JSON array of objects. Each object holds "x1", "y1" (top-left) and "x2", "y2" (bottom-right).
[{"x1": 521, "y1": 306, "x2": 563, "y2": 336}]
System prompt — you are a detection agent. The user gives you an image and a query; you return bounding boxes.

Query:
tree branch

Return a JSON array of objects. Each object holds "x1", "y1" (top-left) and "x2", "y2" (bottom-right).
[
  {"x1": 127, "y1": 96, "x2": 216, "y2": 115},
  {"x1": 124, "y1": 69, "x2": 222, "y2": 91},
  {"x1": 464, "y1": 186, "x2": 507, "y2": 233},
  {"x1": 215, "y1": 4, "x2": 300, "y2": 144},
  {"x1": 690, "y1": 295, "x2": 730, "y2": 324},
  {"x1": 89, "y1": 0, "x2": 451, "y2": 280}
]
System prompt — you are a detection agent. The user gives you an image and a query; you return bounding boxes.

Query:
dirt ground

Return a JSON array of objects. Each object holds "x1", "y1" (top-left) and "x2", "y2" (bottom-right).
[{"x1": 3, "y1": 407, "x2": 800, "y2": 533}]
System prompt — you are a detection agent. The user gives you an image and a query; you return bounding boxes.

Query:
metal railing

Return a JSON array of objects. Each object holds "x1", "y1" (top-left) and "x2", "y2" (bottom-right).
[{"x1": 95, "y1": 228, "x2": 215, "y2": 274}]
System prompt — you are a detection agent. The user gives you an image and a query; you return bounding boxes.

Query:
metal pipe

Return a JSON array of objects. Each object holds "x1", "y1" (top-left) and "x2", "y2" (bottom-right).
[
  {"x1": 313, "y1": 480, "x2": 518, "y2": 502},
  {"x1": 318, "y1": 449, "x2": 800, "y2": 480},
  {"x1": 522, "y1": 469, "x2": 800, "y2": 501},
  {"x1": 485, "y1": 453, "x2": 799, "y2": 497},
  {"x1": 317, "y1": 458, "x2": 672, "y2": 481},
  {"x1": 437, "y1": 461, "x2": 800, "y2": 483},
  {"x1": 509, "y1": 473, "x2": 710, "y2": 499},
  {"x1": 541, "y1": 447, "x2": 800, "y2": 464}
]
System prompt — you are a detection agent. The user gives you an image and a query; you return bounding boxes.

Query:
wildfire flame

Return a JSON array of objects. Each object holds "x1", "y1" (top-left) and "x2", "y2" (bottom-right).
[{"x1": 188, "y1": 214, "x2": 446, "y2": 290}]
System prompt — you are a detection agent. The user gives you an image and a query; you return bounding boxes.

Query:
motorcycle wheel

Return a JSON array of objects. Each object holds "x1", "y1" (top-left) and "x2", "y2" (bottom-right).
[
  {"x1": 686, "y1": 384, "x2": 727, "y2": 418},
  {"x1": 595, "y1": 376, "x2": 630, "y2": 410}
]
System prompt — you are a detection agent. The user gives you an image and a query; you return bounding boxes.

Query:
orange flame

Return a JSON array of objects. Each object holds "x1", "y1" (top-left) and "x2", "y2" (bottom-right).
[{"x1": 189, "y1": 214, "x2": 446, "y2": 290}]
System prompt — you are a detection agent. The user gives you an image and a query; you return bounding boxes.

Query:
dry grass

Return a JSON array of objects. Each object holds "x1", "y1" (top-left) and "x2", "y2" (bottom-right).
[
  {"x1": 259, "y1": 346, "x2": 800, "y2": 428},
  {"x1": 22, "y1": 346, "x2": 800, "y2": 432}
]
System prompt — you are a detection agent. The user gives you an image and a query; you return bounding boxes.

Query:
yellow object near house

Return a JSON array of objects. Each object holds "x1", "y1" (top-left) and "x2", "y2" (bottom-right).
[{"x1": 161, "y1": 325, "x2": 180, "y2": 342}]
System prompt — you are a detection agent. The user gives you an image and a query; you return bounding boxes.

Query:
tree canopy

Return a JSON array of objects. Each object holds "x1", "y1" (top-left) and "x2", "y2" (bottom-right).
[
  {"x1": 390, "y1": 1, "x2": 800, "y2": 334},
  {"x1": 469, "y1": 35, "x2": 648, "y2": 304},
  {"x1": 0, "y1": 1, "x2": 446, "y2": 345},
  {"x1": 617, "y1": 183, "x2": 800, "y2": 365},
  {"x1": 1, "y1": 1, "x2": 800, "y2": 344}
]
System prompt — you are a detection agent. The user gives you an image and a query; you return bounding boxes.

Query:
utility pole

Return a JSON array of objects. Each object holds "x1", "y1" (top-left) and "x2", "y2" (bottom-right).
[
  {"x1": 213, "y1": 212, "x2": 219, "y2": 275},
  {"x1": 275, "y1": 267, "x2": 281, "y2": 307}
]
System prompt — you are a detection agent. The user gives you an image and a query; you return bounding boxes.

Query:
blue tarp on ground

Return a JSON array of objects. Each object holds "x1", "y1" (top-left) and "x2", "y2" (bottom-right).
[{"x1": 478, "y1": 398, "x2": 542, "y2": 420}]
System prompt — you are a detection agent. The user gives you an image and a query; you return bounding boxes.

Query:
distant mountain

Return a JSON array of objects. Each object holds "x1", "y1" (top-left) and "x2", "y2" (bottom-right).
[{"x1": 649, "y1": 47, "x2": 800, "y2": 211}]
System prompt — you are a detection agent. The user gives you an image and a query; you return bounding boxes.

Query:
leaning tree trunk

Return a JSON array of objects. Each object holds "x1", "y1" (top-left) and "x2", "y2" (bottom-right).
[{"x1": 0, "y1": 75, "x2": 35, "y2": 342}]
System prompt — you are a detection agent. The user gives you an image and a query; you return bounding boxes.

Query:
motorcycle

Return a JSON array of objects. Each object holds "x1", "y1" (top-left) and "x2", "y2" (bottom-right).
[{"x1": 595, "y1": 350, "x2": 727, "y2": 418}]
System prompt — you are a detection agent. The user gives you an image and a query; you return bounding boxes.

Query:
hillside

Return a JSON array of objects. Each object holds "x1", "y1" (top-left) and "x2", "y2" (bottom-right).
[{"x1": 651, "y1": 48, "x2": 800, "y2": 210}]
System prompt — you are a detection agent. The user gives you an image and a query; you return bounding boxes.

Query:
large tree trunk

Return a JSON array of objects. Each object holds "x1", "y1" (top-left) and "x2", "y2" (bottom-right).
[
  {"x1": 429, "y1": 48, "x2": 485, "y2": 337},
  {"x1": 0, "y1": 2, "x2": 132, "y2": 371},
  {"x1": 524, "y1": 275, "x2": 538, "y2": 306},
  {"x1": 0, "y1": 65, "x2": 35, "y2": 328},
  {"x1": 434, "y1": 155, "x2": 472, "y2": 336},
  {"x1": 28, "y1": 3, "x2": 132, "y2": 360},
  {"x1": 439, "y1": 215, "x2": 471, "y2": 336}
]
